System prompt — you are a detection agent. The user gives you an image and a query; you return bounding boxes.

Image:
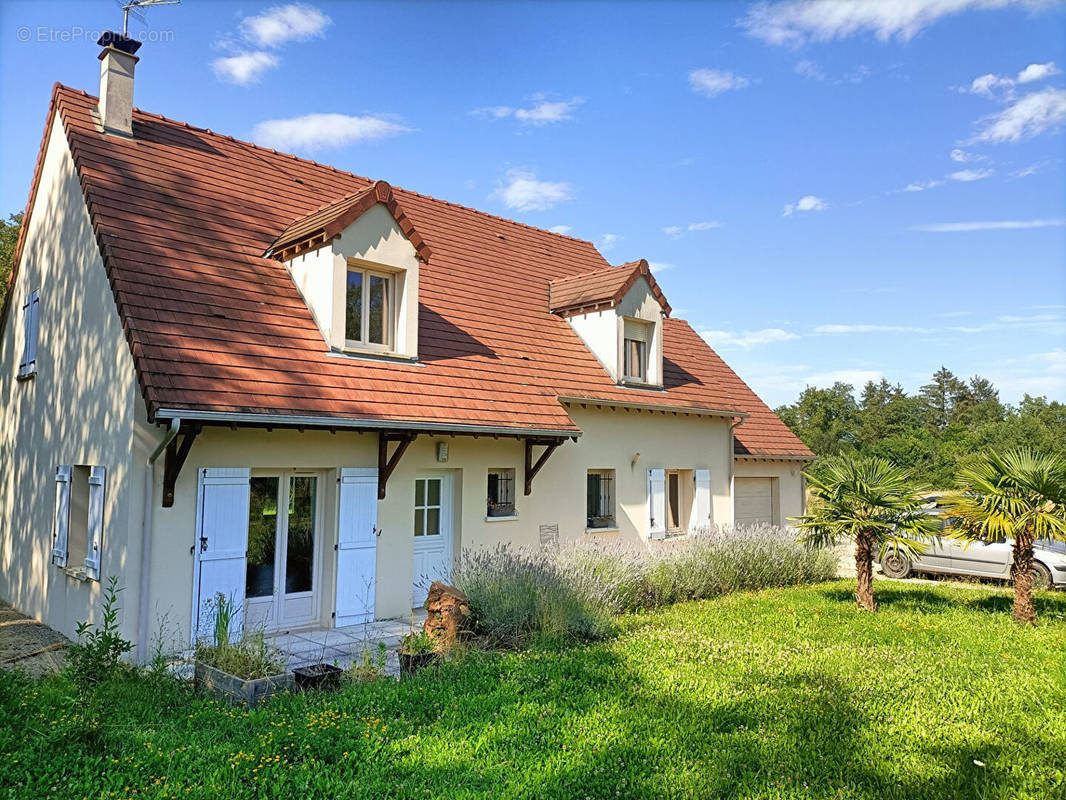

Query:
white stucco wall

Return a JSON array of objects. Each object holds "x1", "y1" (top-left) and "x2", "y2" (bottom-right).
[
  {"x1": 565, "y1": 278, "x2": 664, "y2": 385},
  {"x1": 284, "y1": 204, "x2": 420, "y2": 358},
  {"x1": 733, "y1": 459, "x2": 807, "y2": 526},
  {"x1": 140, "y1": 403, "x2": 734, "y2": 646},
  {"x1": 0, "y1": 116, "x2": 142, "y2": 642}
]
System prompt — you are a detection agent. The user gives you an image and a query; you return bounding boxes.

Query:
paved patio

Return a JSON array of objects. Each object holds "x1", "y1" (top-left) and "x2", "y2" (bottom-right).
[{"x1": 269, "y1": 610, "x2": 427, "y2": 678}]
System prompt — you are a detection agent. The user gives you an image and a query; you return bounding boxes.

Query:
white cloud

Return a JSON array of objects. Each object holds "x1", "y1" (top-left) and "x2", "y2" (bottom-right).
[
  {"x1": 840, "y1": 64, "x2": 872, "y2": 85},
  {"x1": 598, "y1": 233, "x2": 621, "y2": 252},
  {"x1": 972, "y1": 88, "x2": 1066, "y2": 143},
  {"x1": 783, "y1": 195, "x2": 828, "y2": 216},
  {"x1": 663, "y1": 226, "x2": 683, "y2": 238},
  {"x1": 901, "y1": 179, "x2": 945, "y2": 192},
  {"x1": 548, "y1": 225, "x2": 572, "y2": 235},
  {"x1": 794, "y1": 59, "x2": 825, "y2": 80},
  {"x1": 949, "y1": 168, "x2": 994, "y2": 181},
  {"x1": 969, "y1": 72, "x2": 1015, "y2": 98},
  {"x1": 950, "y1": 148, "x2": 987, "y2": 162},
  {"x1": 689, "y1": 69, "x2": 750, "y2": 97},
  {"x1": 648, "y1": 262, "x2": 676, "y2": 273},
  {"x1": 815, "y1": 324, "x2": 928, "y2": 335},
  {"x1": 740, "y1": 0, "x2": 1027, "y2": 45},
  {"x1": 252, "y1": 113, "x2": 409, "y2": 151},
  {"x1": 910, "y1": 218, "x2": 1066, "y2": 232},
  {"x1": 1010, "y1": 160, "x2": 1052, "y2": 177},
  {"x1": 804, "y1": 369, "x2": 885, "y2": 387},
  {"x1": 472, "y1": 105, "x2": 514, "y2": 120},
  {"x1": 1017, "y1": 61, "x2": 1061, "y2": 83},
  {"x1": 688, "y1": 221, "x2": 722, "y2": 231},
  {"x1": 496, "y1": 169, "x2": 573, "y2": 212},
  {"x1": 473, "y1": 96, "x2": 583, "y2": 125},
  {"x1": 700, "y1": 328, "x2": 800, "y2": 349},
  {"x1": 241, "y1": 4, "x2": 331, "y2": 48},
  {"x1": 211, "y1": 51, "x2": 278, "y2": 85}
]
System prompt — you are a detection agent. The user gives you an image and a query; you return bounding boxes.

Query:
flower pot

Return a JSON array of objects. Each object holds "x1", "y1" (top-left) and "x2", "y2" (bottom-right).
[
  {"x1": 194, "y1": 661, "x2": 294, "y2": 707},
  {"x1": 293, "y1": 662, "x2": 343, "y2": 691},
  {"x1": 487, "y1": 503, "x2": 515, "y2": 518},
  {"x1": 587, "y1": 515, "x2": 613, "y2": 529},
  {"x1": 399, "y1": 650, "x2": 439, "y2": 677}
]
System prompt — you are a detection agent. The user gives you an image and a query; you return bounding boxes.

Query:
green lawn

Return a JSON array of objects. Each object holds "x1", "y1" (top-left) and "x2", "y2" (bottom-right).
[{"x1": 2, "y1": 580, "x2": 1064, "y2": 800}]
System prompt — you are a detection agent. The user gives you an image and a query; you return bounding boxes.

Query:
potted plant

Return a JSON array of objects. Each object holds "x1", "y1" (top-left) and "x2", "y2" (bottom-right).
[
  {"x1": 587, "y1": 515, "x2": 613, "y2": 529},
  {"x1": 293, "y1": 662, "x2": 343, "y2": 691},
  {"x1": 398, "y1": 630, "x2": 439, "y2": 677},
  {"x1": 487, "y1": 499, "x2": 515, "y2": 517}
]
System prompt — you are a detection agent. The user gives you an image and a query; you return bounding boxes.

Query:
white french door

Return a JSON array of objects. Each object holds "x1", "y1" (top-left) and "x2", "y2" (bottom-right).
[
  {"x1": 244, "y1": 471, "x2": 322, "y2": 631},
  {"x1": 412, "y1": 474, "x2": 453, "y2": 606}
]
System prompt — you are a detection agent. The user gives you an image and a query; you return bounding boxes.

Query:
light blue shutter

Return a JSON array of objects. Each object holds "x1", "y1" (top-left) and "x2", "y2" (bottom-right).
[
  {"x1": 335, "y1": 468, "x2": 378, "y2": 626},
  {"x1": 51, "y1": 466, "x2": 71, "y2": 566},
  {"x1": 84, "y1": 466, "x2": 106, "y2": 580},
  {"x1": 18, "y1": 290, "x2": 39, "y2": 378},
  {"x1": 692, "y1": 469, "x2": 712, "y2": 533},
  {"x1": 193, "y1": 468, "x2": 251, "y2": 642},
  {"x1": 648, "y1": 468, "x2": 666, "y2": 539}
]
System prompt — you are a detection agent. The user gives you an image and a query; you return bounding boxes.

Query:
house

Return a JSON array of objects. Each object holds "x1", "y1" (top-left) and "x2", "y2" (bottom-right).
[{"x1": 0, "y1": 35, "x2": 812, "y2": 657}]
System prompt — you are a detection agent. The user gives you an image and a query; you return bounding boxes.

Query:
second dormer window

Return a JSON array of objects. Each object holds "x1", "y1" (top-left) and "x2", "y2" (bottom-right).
[
  {"x1": 622, "y1": 319, "x2": 651, "y2": 382},
  {"x1": 345, "y1": 267, "x2": 393, "y2": 349}
]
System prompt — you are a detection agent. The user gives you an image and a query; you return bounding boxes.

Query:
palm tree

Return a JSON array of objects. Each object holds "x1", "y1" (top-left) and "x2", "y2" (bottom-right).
[
  {"x1": 941, "y1": 449, "x2": 1066, "y2": 625},
  {"x1": 794, "y1": 455, "x2": 939, "y2": 612}
]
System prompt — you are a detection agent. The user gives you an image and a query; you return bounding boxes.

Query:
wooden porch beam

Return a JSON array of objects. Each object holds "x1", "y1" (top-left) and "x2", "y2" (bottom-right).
[
  {"x1": 378, "y1": 432, "x2": 416, "y2": 500},
  {"x1": 524, "y1": 438, "x2": 562, "y2": 496},
  {"x1": 162, "y1": 425, "x2": 201, "y2": 507}
]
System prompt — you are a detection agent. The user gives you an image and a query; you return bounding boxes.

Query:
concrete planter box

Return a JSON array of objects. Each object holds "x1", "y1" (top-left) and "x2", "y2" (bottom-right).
[{"x1": 194, "y1": 661, "x2": 295, "y2": 707}]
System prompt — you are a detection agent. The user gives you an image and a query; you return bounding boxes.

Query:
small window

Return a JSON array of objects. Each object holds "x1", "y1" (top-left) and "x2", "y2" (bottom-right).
[
  {"x1": 587, "y1": 469, "x2": 616, "y2": 529},
  {"x1": 487, "y1": 468, "x2": 516, "y2": 517},
  {"x1": 52, "y1": 464, "x2": 105, "y2": 580},
  {"x1": 345, "y1": 267, "x2": 393, "y2": 349},
  {"x1": 622, "y1": 318, "x2": 650, "y2": 382},
  {"x1": 414, "y1": 477, "x2": 442, "y2": 537},
  {"x1": 18, "y1": 289, "x2": 39, "y2": 379}
]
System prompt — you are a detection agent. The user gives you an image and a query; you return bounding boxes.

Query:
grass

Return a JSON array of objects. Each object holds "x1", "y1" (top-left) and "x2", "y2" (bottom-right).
[{"x1": 1, "y1": 580, "x2": 1064, "y2": 799}]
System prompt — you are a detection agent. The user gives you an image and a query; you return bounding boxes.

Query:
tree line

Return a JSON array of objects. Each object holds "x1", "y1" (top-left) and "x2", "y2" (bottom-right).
[{"x1": 774, "y1": 367, "x2": 1066, "y2": 488}]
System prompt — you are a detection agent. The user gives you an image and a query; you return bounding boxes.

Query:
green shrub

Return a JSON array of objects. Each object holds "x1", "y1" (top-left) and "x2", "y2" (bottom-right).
[
  {"x1": 454, "y1": 526, "x2": 837, "y2": 645},
  {"x1": 66, "y1": 576, "x2": 134, "y2": 691},
  {"x1": 193, "y1": 593, "x2": 285, "y2": 680}
]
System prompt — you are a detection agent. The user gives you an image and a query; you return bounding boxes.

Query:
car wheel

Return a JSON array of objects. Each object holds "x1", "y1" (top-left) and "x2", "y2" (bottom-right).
[
  {"x1": 881, "y1": 551, "x2": 912, "y2": 579},
  {"x1": 1032, "y1": 563, "x2": 1052, "y2": 591}
]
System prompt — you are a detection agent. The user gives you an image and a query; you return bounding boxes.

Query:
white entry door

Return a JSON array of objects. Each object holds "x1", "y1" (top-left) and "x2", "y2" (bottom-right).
[
  {"x1": 335, "y1": 468, "x2": 378, "y2": 627},
  {"x1": 244, "y1": 471, "x2": 322, "y2": 631},
  {"x1": 412, "y1": 474, "x2": 453, "y2": 606},
  {"x1": 193, "y1": 468, "x2": 251, "y2": 641}
]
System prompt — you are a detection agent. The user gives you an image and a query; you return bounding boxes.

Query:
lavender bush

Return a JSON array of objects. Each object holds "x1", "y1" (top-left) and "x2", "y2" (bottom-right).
[{"x1": 453, "y1": 525, "x2": 837, "y2": 645}]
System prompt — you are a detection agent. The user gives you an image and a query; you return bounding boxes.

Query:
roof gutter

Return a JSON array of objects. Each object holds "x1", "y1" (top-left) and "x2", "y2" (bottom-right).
[
  {"x1": 558, "y1": 396, "x2": 749, "y2": 421},
  {"x1": 152, "y1": 409, "x2": 580, "y2": 440}
]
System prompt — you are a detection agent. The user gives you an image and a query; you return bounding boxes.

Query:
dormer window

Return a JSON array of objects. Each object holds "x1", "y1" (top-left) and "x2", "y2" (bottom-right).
[
  {"x1": 345, "y1": 266, "x2": 393, "y2": 350},
  {"x1": 269, "y1": 181, "x2": 431, "y2": 361},
  {"x1": 622, "y1": 319, "x2": 651, "y2": 382}
]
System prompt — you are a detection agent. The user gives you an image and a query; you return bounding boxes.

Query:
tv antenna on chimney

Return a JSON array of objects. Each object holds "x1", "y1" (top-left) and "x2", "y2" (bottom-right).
[{"x1": 119, "y1": 0, "x2": 180, "y2": 37}]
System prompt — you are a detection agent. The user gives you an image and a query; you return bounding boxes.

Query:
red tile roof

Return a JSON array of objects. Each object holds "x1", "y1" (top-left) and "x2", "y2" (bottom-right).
[
  {"x1": 269, "y1": 180, "x2": 432, "y2": 263},
  {"x1": 549, "y1": 259, "x2": 671, "y2": 316},
  {"x1": 12, "y1": 84, "x2": 811, "y2": 457}
]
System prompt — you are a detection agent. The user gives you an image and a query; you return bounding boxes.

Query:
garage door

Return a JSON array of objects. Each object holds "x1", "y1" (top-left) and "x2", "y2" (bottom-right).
[{"x1": 734, "y1": 478, "x2": 774, "y2": 526}]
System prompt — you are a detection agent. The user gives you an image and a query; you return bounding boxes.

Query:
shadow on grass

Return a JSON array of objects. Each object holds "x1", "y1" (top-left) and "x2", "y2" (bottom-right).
[
  {"x1": 821, "y1": 585, "x2": 1066, "y2": 616},
  {"x1": 3, "y1": 634, "x2": 1060, "y2": 799}
]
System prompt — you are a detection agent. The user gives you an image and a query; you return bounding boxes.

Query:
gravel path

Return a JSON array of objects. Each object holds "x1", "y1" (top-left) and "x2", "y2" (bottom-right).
[{"x1": 0, "y1": 602, "x2": 69, "y2": 678}]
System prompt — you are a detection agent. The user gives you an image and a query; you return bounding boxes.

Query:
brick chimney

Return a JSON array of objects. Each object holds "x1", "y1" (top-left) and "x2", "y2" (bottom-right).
[{"x1": 96, "y1": 32, "x2": 142, "y2": 137}]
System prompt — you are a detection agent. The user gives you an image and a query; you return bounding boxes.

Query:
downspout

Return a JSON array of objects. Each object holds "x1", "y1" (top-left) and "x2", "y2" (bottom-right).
[
  {"x1": 728, "y1": 416, "x2": 745, "y2": 529},
  {"x1": 137, "y1": 418, "x2": 180, "y2": 661}
]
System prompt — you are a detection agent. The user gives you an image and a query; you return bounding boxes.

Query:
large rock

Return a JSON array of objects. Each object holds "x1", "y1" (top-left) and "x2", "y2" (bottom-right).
[{"x1": 423, "y1": 581, "x2": 470, "y2": 648}]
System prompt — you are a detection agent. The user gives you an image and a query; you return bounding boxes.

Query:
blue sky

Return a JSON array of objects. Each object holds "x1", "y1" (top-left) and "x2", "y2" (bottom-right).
[{"x1": 2, "y1": 0, "x2": 1064, "y2": 407}]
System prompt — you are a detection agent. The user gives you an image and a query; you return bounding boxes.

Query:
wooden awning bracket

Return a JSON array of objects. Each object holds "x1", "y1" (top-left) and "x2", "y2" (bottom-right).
[
  {"x1": 524, "y1": 438, "x2": 562, "y2": 496},
  {"x1": 162, "y1": 425, "x2": 201, "y2": 507},
  {"x1": 378, "y1": 432, "x2": 417, "y2": 499}
]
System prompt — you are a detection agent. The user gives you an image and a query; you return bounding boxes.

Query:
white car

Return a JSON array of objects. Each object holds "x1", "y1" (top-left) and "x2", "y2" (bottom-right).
[{"x1": 880, "y1": 505, "x2": 1066, "y2": 589}]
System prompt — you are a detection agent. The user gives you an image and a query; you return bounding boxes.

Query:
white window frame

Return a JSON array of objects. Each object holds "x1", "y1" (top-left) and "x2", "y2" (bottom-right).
[
  {"x1": 18, "y1": 289, "x2": 39, "y2": 380},
  {"x1": 487, "y1": 468, "x2": 517, "y2": 518},
  {"x1": 587, "y1": 469, "x2": 616, "y2": 529},
  {"x1": 344, "y1": 264, "x2": 395, "y2": 352},
  {"x1": 51, "y1": 463, "x2": 105, "y2": 580},
  {"x1": 620, "y1": 317, "x2": 653, "y2": 384}
]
